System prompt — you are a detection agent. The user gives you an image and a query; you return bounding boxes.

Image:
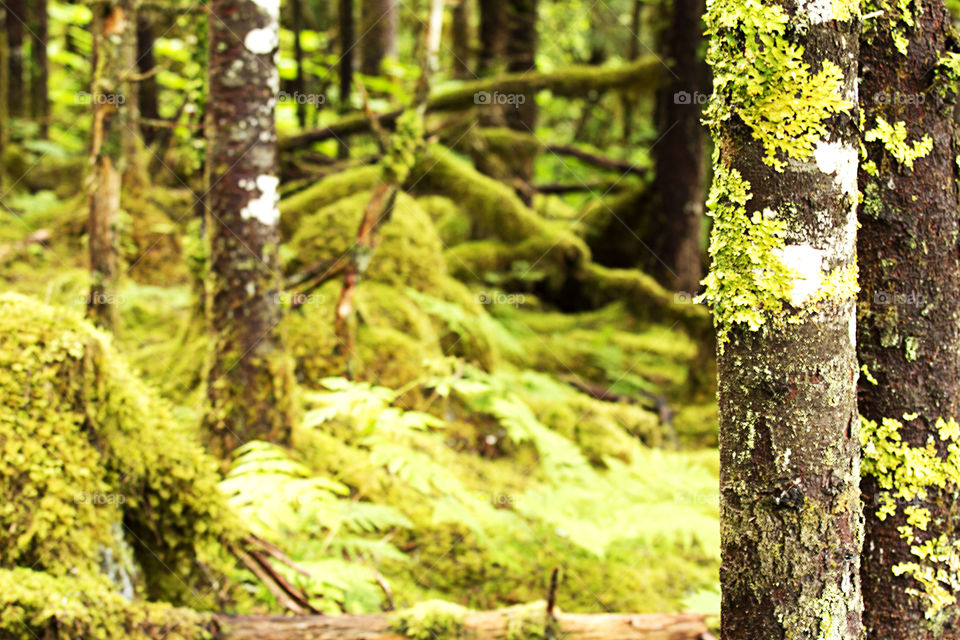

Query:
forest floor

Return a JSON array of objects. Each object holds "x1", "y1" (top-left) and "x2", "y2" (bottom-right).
[{"x1": 0, "y1": 141, "x2": 720, "y2": 618}]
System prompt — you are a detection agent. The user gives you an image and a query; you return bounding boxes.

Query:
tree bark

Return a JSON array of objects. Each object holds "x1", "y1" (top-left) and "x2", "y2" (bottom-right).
[
  {"x1": 477, "y1": 0, "x2": 506, "y2": 76},
  {"x1": 703, "y1": 2, "x2": 862, "y2": 638},
  {"x1": 87, "y1": 2, "x2": 135, "y2": 331},
  {"x1": 503, "y1": 0, "x2": 537, "y2": 133},
  {"x1": 857, "y1": 1, "x2": 960, "y2": 636},
  {"x1": 648, "y1": 0, "x2": 707, "y2": 294},
  {"x1": 451, "y1": 0, "x2": 471, "y2": 78},
  {"x1": 359, "y1": 0, "x2": 396, "y2": 76},
  {"x1": 0, "y1": 7, "x2": 8, "y2": 191},
  {"x1": 213, "y1": 611, "x2": 712, "y2": 640},
  {"x1": 28, "y1": 0, "x2": 47, "y2": 138},
  {"x1": 290, "y1": 0, "x2": 306, "y2": 128},
  {"x1": 5, "y1": 0, "x2": 23, "y2": 117},
  {"x1": 204, "y1": 0, "x2": 294, "y2": 455},
  {"x1": 136, "y1": 12, "x2": 159, "y2": 144},
  {"x1": 338, "y1": 0, "x2": 354, "y2": 158}
]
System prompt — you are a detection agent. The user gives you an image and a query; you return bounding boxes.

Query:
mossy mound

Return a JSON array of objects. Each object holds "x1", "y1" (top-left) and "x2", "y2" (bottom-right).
[{"x1": 0, "y1": 293, "x2": 240, "y2": 610}]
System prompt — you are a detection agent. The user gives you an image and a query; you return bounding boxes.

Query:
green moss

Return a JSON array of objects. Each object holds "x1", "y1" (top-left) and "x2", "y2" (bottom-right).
[
  {"x1": 0, "y1": 293, "x2": 241, "y2": 608},
  {"x1": 391, "y1": 600, "x2": 469, "y2": 640},
  {"x1": 278, "y1": 165, "x2": 380, "y2": 237},
  {"x1": 504, "y1": 601, "x2": 551, "y2": 640}
]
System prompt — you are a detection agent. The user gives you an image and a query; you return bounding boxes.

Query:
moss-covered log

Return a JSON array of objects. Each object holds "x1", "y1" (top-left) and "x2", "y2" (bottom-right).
[
  {"x1": 278, "y1": 57, "x2": 663, "y2": 150},
  {"x1": 213, "y1": 607, "x2": 711, "y2": 640}
]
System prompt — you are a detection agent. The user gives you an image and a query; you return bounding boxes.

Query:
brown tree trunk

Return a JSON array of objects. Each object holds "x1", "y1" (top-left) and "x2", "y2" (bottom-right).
[
  {"x1": 0, "y1": 7, "x2": 8, "y2": 191},
  {"x1": 338, "y1": 0, "x2": 354, "y2": 158},
  {"x1": 120, "y1": 0, "x2": 144, "y2": 191},
  {"x1": 87, "y1": 2, "x2": 134, "y2": 331},
  {"x1": 858, "y1": 1, "x2": 960, "y2": 636},
  {"x1": 136, "y1": 12, "x2": 159, "y2": 144},
  {"x1": 703, "y1": 2, "x2": 862, "y2": 638},
  {"x1": 290, "y1": 0, "x2": 306, "y2": 128},
  {"x1": 451, "y1": 0, "x2": 471, "y2": 78},
  {"x1": 503, "y1": 0, "x2": 537, "y2": 134},
  {"x1": 204, "y1": 0, "x2": 294, "y2": 455},
  {"x1": 648, "y1": 0, "x2": 707, "y2": 294},
  {"x1": 28, "y1": 0, "x2": 47, "y2": 138},
  {"x1": 359, "y1": 0, "x2": 396, "y2": 76},
  {"x1": 620, "y1": 0, "x2": 642, "y2": 143},
  {"x1": 477, "y1": 0, "x2": 506, "y2": 76},
  {"x1": 5, "y1": 0, "x2": 23, "y2": 118}
]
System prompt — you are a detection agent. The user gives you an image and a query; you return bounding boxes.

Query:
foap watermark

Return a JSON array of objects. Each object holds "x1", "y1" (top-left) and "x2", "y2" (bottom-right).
[
  {"x1": 873, "y1": 291, "x2": 926, "y2": 306},
  {"x1": 474, "y1": 90, "x2": 526, "y2": 107},
  {"x1": 273, "y1": 291, "x2": 326, "y2": 307},
  {"x1": 75, "y1": 492, "x2": 126, "y2": 506},
  {"x1": 672, "y1": 90, "x2": 717, "y2": 106},
  {"x1": 278, "y1": 91, "x2": 326, "y2": 106},
  {"x1": 476, "y1": 491, "x2": 524, "y2": 507},
  {"x1": 673, "y1": 491, "x2": 719, "y2": 506},
  {"x1": 872, "y1": 91, "x2": 925, "y2": 105},
  {"x1": 476, "y1": 291, "x2": 525, "y2": 307},
  {"x1": 674, "y1": 291, "x2": 703, "y2": 305},
  {"x1": 77, "y1": 292, "x2": 126, "y2": 306},
  {"x1": 75, "y1": 91, "x2": 126, "y2": 106}
]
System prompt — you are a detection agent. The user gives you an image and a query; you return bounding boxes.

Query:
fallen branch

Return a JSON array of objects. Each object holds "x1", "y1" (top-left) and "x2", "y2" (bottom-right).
[
  {"x1": 545, "y1": 144, "x2": 646, "y2": 176},
  {"x1": 279, "y1": 57, "x2": 663, "y2": 150}
]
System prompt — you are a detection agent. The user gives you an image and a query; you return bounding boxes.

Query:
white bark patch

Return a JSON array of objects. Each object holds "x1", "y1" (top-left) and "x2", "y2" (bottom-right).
[
  {"x1": 814, "y1": 140, "x2": 858, "y2": 198},
  {"x1": 776, "y1": 243, "x2": 826, "y2": 307},
  {"x1": 800, "y1": 0, "x2": 833, "y2": 23},
  {"x1": 240, "y1": 175, "x2": 280, "y2": 226},
  {"x1": 244, "y1": 27, "x2": 278, "y2": 55},
  {"x1": 250, "y1": 0, "x2": 280, "y2": 20}
]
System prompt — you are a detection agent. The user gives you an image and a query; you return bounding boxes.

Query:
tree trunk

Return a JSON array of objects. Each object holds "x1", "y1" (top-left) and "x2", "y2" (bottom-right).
[
  {"x1": 205, "y1": 0, "x2": 294, "y2": 455},
  {"x1": 290, "y1": 0, "x2": 306, "y2": 128},
  {"x1": 503, "y1": 0, "x2": 537, "y2": 134},
  {"x1": 87, "y1": 2, "x2": 135, "y2": 331},
  {"x1": 451, "y1": 0, "x2": 471, "y2": 78},
  {"x1": 213, "y1": 611, "x2": 712, "y2": 640},
  {"x1": 120, "y1": 0, "x2": 144, "y2": 191},
  {"x1": 648, "y1": 0, "x2": 707, "y2": 294},
  {"x1": 477, "y1": 0, "x2": 506, "y2": 76},
  {"x1": 857, "y1": 1, "x2": 960, "y2": 636},
  {"x1": 620, "y1": 0, "x2": 642, "y2": 143},
  {"x1": 28, "y1": 0, "x2": 47, "y2": 138},
  {"x1": 5, "y1": 0, "x2": 23, "y2": 118},
  {"x1": 359, "y1": 0, "x2": 396, "y2": 76},
  {"x1": 136, "y1": 12, "x2": 159, "y2": 144},
  {"x1": 702, "y1": 2, "x2": 862, "y2": 638},
  {"x1": 0, "y1": 7, "x2": 8, "y2": 191},
  {"x1": 338, "y1": 0, "x2": 354, "y2": 158}
]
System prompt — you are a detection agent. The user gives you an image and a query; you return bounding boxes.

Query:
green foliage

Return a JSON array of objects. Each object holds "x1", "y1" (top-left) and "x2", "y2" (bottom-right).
[{"x1": 864, "y1": 117, "x2": 934, "y2": 170}]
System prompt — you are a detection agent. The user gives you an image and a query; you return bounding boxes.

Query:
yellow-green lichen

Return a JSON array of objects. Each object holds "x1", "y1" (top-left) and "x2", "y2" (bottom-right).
[
  {"x1": 863, "y1": 0, "x2": 922, "y2": 56},
  {"x1": 705, "y1": 0, "x2": 854, "y2": 170},
  {"x1": 864, "y1": 117, "x2": 933, "y2": 171},
  {"x1": 861, "y1": 413, "x2": 960, "y2": 617},
  {"x1": 698, "y1": 157, "x2": 794, "y2": 348}
]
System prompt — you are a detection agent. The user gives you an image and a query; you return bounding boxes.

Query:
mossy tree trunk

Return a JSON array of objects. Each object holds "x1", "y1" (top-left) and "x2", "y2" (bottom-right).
[
  {"x1": 204, "y1": 0, "x2": 294, "y2": 455},
  {"x1": 28, "y1": 0, "x2": 47, "y2": 138},
  {"x1": 703, "y1": 1, "x2": 862, "y2": 638},
  {"x1": 87, "y1": 1, "x2": 134, "y2": 331},
  {"x1": 290, "y1": 0, "x2": 306, "y2": 128},
  {"x1": 649, "y1": 0, "x2": 706, "y2": 295},
  {"x1": 857, "y1": 1, "x2": 960, "y2": 636},
  {"x1": 477, "y1": 0, "x2": 506, "y2": 76},
  {"x1": 5, "y1": 0, "x2": 23, "y2": 117},
  {"x1": 451, "y1": 0, "x2": 471, "y2": 78},
  {"x1": 359, "y1": 0, "x2": 396, "y2": 76}
]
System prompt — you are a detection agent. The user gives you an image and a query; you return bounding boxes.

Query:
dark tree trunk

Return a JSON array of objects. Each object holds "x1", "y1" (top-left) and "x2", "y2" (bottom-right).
[
  {"x1": 503, "y1": 0, "x2": 537, "y2": 134},
  {"x1": 338, "y1": 0, "x2": 354, "y2": 158},
  {"x1": 477, "y1": 0, "x2": 506, "y2": 76},
  {"x1": 5, "y1": 0, "x2": 23, "y2": 118},
  {"x1": 451, "y1": 0, "x2": 471, "y2": 78},
  {"x1": 0, "y1": 7, "x2": 8, "y2": 190},
  {"x1": 290, "y1": 0, "x2": 306, "y2": 128},
  {"x1": 28, "y1": 0, "x2": 47, "y2": 138},
  {"x1": 858, "y1": 1, "x2": 960, "y2": 636},
  {"x1": 120, "y1": 0, "x2": 144, "y2": 190},
  {"x1": 620, "y1": 0, "x2": 642, "y2": 142},
  {"x1": 359, "y1": 0, "x2": 396, "y2": 76},
  {"x1": 136, "y1": 12, "x2": 159, "y2": 144},
  {"x1": 703, "y1": 2, "x2": 862, "y2": 638},
  {"x1": 205, "y1": 0, "x2": 294, "y2": 455},
  {"x1": 648, "y1": 0, "x2": 707, "y2": 294}
]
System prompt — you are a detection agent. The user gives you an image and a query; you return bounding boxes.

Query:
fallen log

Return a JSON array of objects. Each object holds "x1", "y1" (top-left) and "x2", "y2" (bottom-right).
[
  {"x1": 213, "y1": 609, "x2": 713, "y2": 640},
  {"x1": 279, "y1": 57, "x2": 662, "y2": 150}
]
